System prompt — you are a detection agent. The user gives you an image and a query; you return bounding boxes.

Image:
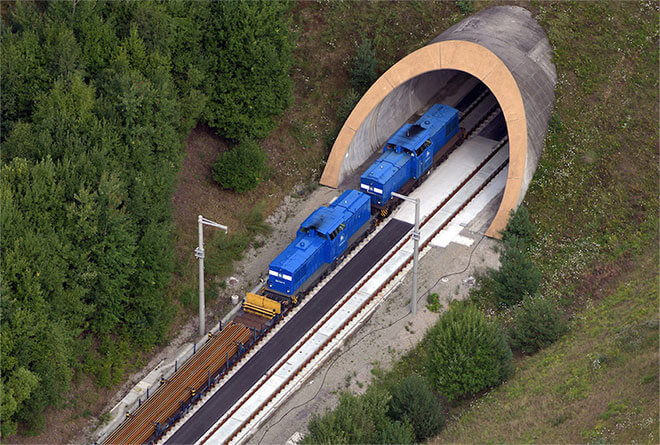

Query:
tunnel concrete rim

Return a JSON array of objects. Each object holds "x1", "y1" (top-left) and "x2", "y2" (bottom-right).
[{"x1": 320, "y1": 40, "x2": 528, "y2": 238}]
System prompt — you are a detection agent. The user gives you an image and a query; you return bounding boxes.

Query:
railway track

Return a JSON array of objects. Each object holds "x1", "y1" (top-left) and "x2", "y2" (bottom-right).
[
  {"x1": 194, "y1": 136, "x2": 509, "y2": 444},
  {"x1": 99, "y1": 82, "x2": 505, "y2": 445},
  {"x1": 103, "y1": 323, "x2": 251, "y2": 444}
]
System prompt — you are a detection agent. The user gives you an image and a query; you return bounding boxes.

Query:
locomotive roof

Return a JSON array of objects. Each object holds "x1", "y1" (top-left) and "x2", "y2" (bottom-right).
[
  {"x1": 270, "y1": 190, "x2": 370, "y2": 275},
  {"x1": 388, "y1": 104, "x2": 457, "y2": 152},
  {"x1": 300, "y1": 190, "x2": 369, "y2": 236},
  {"x1": 361, "y1": 149, "x2": 411, "y2": 185},
  {"x1": 269, "y1": 232, "x2": 325, "y2": 274}
]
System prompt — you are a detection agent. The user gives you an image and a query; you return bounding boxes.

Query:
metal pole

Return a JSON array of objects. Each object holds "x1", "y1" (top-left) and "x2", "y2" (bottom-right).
[
  {"x1": 391, "y1": 192, "x2": 421, "y2": 316},
  {"x1": 411, "y1": 198, "x2": 420, "y2": 316},
  {"x1": 197, "y1": 215, "x2": 205, "y2": 336},
  {"x1": 195, "y1": 215, "x2": 228, "y2": 338}
]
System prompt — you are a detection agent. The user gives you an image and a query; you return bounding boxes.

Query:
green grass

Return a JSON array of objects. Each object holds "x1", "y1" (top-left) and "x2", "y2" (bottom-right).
[
  {"x1": 436, "y1": 254, "x2": 658, "y2": 443},
  {"x1": 296, "y1": 1, "x2": 658, "y2": 442},
  {"x1": 434, "y1": 1, "x2": 659, "y2": 441}
]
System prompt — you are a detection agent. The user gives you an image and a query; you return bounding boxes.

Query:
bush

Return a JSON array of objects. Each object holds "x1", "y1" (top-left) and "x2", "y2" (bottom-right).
[
  {"x1": 426, "y1": 293, "x2": 441, "y2": 312},
  {"x1": 212, "y1": 140, "x2": 270, "y2": 193},
  {"x1": 302, "y1": 386, "x2": 413, "y2": 444},
  {"x1": 502, "y1": 206, "x2": 536, "y2": 246},
  {"x1": 455, "y1": 1, "x2": 475, "y2": 14},
  {"x1": 426, "y1": 303, "x2": 513, "y2": 402},
  {"x1": 350, "y1": 39, "x2": 379, "y2": 93},
  {"x1": 389, "y1": 374, "x2": 445, "y2": 441},
  {"x1": 510, "y1": 295, "x2": 567, "y2": 354},
  {"x1": 488, "y1": 237, "x2": 542, "y2": 307},
  {"x1": 471, "y1": 206, "x2": 541, "y2": 309}
]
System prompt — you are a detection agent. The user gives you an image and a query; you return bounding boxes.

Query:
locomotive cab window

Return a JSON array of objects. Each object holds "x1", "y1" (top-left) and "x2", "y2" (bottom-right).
[
  {"x1": 415, "y1": 139, "x2": 431, "y2": 156},
  {"x1": 329, "y1": 223, "x2": 346, "y2": 241}
]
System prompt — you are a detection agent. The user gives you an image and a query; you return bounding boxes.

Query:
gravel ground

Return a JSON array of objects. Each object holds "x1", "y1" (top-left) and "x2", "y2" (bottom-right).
[
  {"x1": 82, "y1": 185, "x2": 342, "y2": 444},
  {"x1": 247, "y1": 200, "x2": 502, "y2": 445}
]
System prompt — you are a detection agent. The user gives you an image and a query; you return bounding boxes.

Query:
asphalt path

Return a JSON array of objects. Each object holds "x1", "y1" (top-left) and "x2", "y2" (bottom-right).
[{"x1": 166, "y1": 219, "x2": 412, "y2": 444}]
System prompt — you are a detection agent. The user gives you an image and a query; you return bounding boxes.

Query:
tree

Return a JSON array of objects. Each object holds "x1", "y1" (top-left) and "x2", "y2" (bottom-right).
[
  {"x1": 488, "y1": 237, "x2": 542, "y2": 307},
  {"x1": 200, "y1": 0, "x2": 294, "y2": 140},
  {"x1": 350, "y1": 39, "x2": 379, "y2": 94},
  {"x1": 426, "y1": 303, "x2": 513, "y2": 402},
  {"x1": 502, "y1": 206, "x2": 536, "y2": 245},
  {"x1": 510, "y1": 295, "x2": 567, "y2": 354},
  {"x1": 389, "y1": 374, "x2": 445, "y2": 441},
  {"x1": 213, "y1": 140, "x2": 270, "y2": 193}
]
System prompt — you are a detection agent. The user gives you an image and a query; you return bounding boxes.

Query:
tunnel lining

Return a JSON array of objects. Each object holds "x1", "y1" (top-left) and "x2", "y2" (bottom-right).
[{"x1": 320, "y1": 40, "x2": 527, "y2": 238}]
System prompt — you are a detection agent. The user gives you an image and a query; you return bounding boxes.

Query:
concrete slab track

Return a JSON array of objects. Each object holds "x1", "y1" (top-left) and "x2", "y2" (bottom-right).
[{"x1": 166, "y1": 219, "x2": 412, "y2": 445}]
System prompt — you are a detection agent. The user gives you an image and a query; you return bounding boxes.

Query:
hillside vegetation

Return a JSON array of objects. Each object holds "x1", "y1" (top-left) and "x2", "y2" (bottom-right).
[
  {"x1": 0, "y1": 0, "x2": 293, "y2": 436},
  {"x1": 301, "y1": 0, "x2": 658, "y2": 443}
]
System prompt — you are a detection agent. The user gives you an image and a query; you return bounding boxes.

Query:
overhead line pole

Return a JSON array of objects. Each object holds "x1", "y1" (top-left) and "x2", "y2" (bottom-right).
[
  {"x1": 391, "y1": 192, "x2": 421, "y2": 315},
  {"x1": 195, "y1": 215, "x2": 228, "y2": 337}
]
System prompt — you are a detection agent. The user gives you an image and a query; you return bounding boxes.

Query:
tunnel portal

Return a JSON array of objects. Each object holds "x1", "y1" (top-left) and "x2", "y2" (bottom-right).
[{"x1": 320, "y1": 6, "x2": 557, "y2": 238}]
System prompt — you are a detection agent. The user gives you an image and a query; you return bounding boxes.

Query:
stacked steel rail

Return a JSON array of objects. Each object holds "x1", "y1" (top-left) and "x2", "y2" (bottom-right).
[
  {"x1": 199, "y1": 136, "x2": 510, "y2": 444},
  {"x1": 98, "y1": 82, "x2": 504, "y2": 444},
  {"x1": 103, "y1": 322, "x2": 251, "y2": 445}
]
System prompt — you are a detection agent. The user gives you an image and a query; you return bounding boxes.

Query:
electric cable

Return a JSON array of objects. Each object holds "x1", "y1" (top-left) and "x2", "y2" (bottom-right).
[{"x1": 256, "y1": 232, "x2": 487, "y2": 444}]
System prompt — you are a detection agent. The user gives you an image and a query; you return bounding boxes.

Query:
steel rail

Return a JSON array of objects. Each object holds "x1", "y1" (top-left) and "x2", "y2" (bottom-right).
[
  {"x1": 203, "y1": 137, "x2": 509, "y2": 445},
  {"x1": 116, "y1": 91, "x2": 502, "y2": 443},
  {"x1": 104, "y1": 323, "x2": 250, "y2": 444}
]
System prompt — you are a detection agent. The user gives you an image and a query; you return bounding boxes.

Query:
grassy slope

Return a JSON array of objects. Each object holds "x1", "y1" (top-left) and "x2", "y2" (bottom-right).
[
  {"x1": 437, "y1": 254, "x2": 658, "y2": 443},
  {"x1": 432, "y1": 1, "x2": 659, "y2": 442}
]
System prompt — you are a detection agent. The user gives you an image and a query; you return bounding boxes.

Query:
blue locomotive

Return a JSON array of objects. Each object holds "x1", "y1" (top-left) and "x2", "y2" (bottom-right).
[
  {"x1": 268, "y1": 190, "x2": 371, "y2": 297},
  {"x1": 360, "y1": 104, "x2": 462, "y2": 212},
  {"x1": 262, "y1": 104, "x2": 462, "y2": 302}
]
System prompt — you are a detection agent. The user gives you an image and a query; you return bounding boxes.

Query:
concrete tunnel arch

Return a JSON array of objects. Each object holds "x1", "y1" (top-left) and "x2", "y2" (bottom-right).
[{"x1": 320, "y1": 6, "x2": 557, "y2": 238}]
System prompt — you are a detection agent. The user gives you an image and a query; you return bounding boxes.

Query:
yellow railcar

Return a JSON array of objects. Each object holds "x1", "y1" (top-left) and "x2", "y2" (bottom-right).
[{"x1": 242, "y1": 293, "x2": 281, "y2": 319}]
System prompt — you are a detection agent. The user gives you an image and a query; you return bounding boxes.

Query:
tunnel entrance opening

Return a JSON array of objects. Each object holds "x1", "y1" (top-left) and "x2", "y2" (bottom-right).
[
  {"x1": 337, "y1": 69, "x2": 510, "y2": 235},
  {"x1": 321, "y1": 8, "x2": 556, "y2": 238}
]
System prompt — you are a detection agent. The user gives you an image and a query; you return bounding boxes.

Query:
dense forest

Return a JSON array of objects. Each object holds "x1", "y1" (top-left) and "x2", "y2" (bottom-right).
[{"x1": 0, "y1": 0, "x2": 293, "y2": 436}]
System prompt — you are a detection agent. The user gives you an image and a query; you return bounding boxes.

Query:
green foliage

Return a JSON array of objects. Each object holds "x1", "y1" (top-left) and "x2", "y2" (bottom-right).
[
  {"x1": 200, "y1": 0, "x2": 294, "y2": 140},
  {"x1": 336, "y1": 88, "x2": 360, "y2": 124},
  {"x1": 389, "y1": 374, "x2": 445, "y2": 441},
  {"x1": 455, "y1": 1, "x2": 475, "y2": 15},
  {"x1": 350, "y1": 39, "x2": 379, "y2": 93},
  {"x1": 472, "y1": 207, "x2": 541, "y2": 309},
  {"x1": 510, "y1": 295, "x2": 567, "y2": 354},
  {"x1": 426, "y1": 303, "x2": 513, "y2": 402},
  {"x1": 244, "y1": 202, "x2": 273, "y2": 235},
  {"x1": 302, "y1": 386, "x2": 414, "y2": 444},
  {"x1": 426, "y1": 292, "x2": 441, "y2": 312},
  {"x1": 0, "y1": 0, "x2": 210, "y2": 435},
  {"x1": 212, "y1": 140, "x2": 270, "y2": 193},
  {"x1": 488, "y1": 238, "x2": 542, "y2": 307},
  {"x1": 502, "y1": 206, "x2": 536, "y2": 246},
  {"x1": 205, "y1": 232, "x2": 250, "y2": 279}
]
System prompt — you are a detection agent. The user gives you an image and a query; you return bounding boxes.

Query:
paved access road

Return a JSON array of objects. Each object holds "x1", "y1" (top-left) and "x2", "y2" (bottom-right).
[{"x1": 167, "y1": 219, "x2": 412, "y2": 445}]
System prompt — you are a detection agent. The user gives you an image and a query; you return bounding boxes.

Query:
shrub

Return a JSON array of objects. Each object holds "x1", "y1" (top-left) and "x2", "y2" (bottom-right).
[
  {"x1": 510, "y1": 295, "x2": 567, "y2": 354},
  {"x1": 455, "y1": 1, "x2": 475, "y2": 14},
  {"x1": 502, "y1": 206, "x2": 536, "y2": 246},
  {"x1": 426, "y1": 293, "x2": 441, "y2": 312},
  {"x1": 302, "y1": 386, "x2": 413, "y2": 444},
  {"x1": 471, "y1": 206, "x2": 541, "y2": 309},
  {"x1": 389, "y1": 374, "x2": 445, "y2": 441},
  {"x1": 212, "y1": 140, "x2": 270, "y2": 193},
  {"x1": 350, "y1": 39, "x2": 378, "y2": 93},
  {"x1": 426, "y1": 303, "x2": 513, "y2": 402},
  {"x1": 488, "y1": 237, "x2": 542, "y2": 307}
]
